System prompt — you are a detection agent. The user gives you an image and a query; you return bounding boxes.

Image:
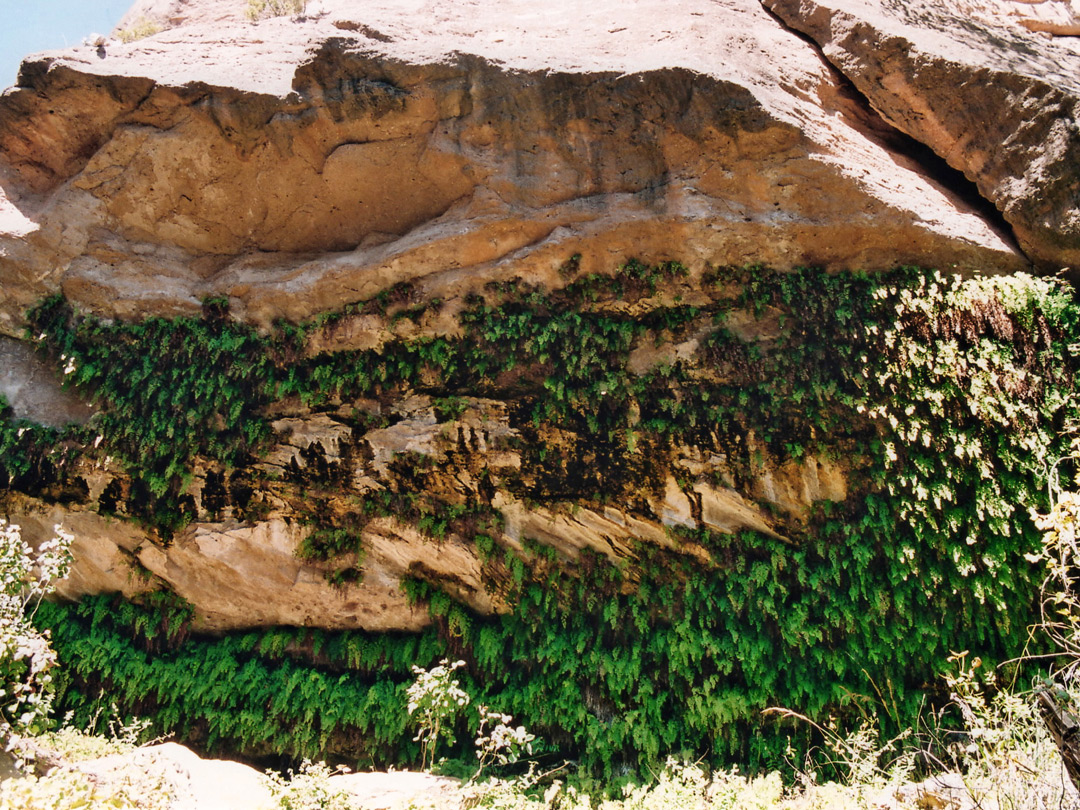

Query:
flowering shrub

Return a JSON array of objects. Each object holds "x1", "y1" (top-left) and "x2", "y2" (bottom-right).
[
  {"x1": 0, "y1": 519, "x2": 73, "y2": 742},
  {"x1": 264, "y1": 759, "x2": 360, "y2": 810},
  {"x1": 474, "y1": 706, "x2": 535, "y2": 779},
  {"x1": 407, "y1": 659, "x2": 470, "y2": 770}
]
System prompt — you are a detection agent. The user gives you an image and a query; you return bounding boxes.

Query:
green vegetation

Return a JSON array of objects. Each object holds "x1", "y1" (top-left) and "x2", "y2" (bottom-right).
[
  {"x1": 23, "y1": 295, "x2": 292, "y2": 536},
  {"x1": 0, "y1": 395, "x2": 86, "y2": 498},
  {"x1": 115, "y1": 16, "x2": 162, "y2": 43},
  {"x1": 263, "y1": 761, "x2": 360, "y2": 810},
  {"x1": 38, "y1": 595, "x2": 423, "y2": 763},
  {"x1": 244, "y1": 0, "x2": 306, "y2": 21},
  {"x1": 11, "y1": 263, "x2": 1080, "y2": 780}
]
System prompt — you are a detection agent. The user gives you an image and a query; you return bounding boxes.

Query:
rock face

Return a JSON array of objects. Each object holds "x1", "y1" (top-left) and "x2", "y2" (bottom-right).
[
  {"x1": 763, "y1": 0, "x2": 1080, "y2": 271},
  {"x1": 0, "y1": 336, "x2": 96, "y2": 426},
  {"x1": 2, "y1": 0, "x2": 1080, "y2": 781},
  {"x1": 0, "y1": 0, "x2": 1032, "y2": 337},
  {"x1": 10, "y1": 389, "x2": 842, "y2": 633},
  {"x1": 0, "y1": 0, "x2": 1071, "y2": 634},
  {"x1": 116, "y1": 0, "x2": 247, "y2": 31},
  {"x1": 0, "y1": 0, "x2": 1055, "y2": 635},
  {"x1": 2, "y1": 0, "x2": 1079, "y2": 773}
]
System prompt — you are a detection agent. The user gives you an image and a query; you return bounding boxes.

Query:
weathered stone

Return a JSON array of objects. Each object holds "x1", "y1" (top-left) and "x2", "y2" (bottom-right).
[
  {"x1": 5, "y1": 380, "x2": 844, "y2": 632},
  {"x1": 263, "y1": 414, "x2": 355, "y2": 470},
  {"x1": 762, "y1": 0, "x2": 1080, "y2": 271},
  {"x1": 115, "y1": 0, "x2": 247, "y2": 32},
  {"x1": 10, "y1": 499, "x2": 154, "y2": 602},
  {"x1": 73, "y1": 742, "x2": 274, "y2": 810},
  {"x1": 0, "y1": 336, "x2": 96, "y2": 426},
  {"x1": 0, "y1": 0, "x2": 1026, "y2": 338}
]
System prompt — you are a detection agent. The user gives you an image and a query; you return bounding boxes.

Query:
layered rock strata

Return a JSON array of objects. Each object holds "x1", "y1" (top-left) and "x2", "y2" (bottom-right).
[
  {"x1": 0, "y1": 0, "x2": 1030, "y2": 339},
  {"x1": 10, "y1": 389, "x2": 845, "y2": 632}
]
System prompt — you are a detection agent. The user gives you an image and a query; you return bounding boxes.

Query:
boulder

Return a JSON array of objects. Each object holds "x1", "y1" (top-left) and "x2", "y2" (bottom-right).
[{"x1": 74, "y1": 742, "x2": 275, "y2": 810}]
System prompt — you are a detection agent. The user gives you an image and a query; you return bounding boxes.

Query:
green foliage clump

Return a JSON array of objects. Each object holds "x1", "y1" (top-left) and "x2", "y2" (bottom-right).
[
  {"x1": 264, "y1": 760, "x2": 361, "y2": 810},
  {"x1": 27, "y1": 295, "x2": 286, "y2": 496},
  {"x1": 245, "y1": 0, "x2": 306, "y2": 21},
  {"x1": 19, "y1": 263, "x2": 1080, "y2": 780},
  {"x1": 0, "y1": 768, "x2": 161, "y2": 810},
  {"x1": 26, "y1": 296, "x2": 294, "y2": 534},
  {"x1": 34, "y1": 595, "x2": 463, "y2": 767},
  {"x1": 0, "y1": 396, "x2": 86, "y2": 498},
  {"x1": 297, "y1": 527, "x2": 365, "y2": 563}
]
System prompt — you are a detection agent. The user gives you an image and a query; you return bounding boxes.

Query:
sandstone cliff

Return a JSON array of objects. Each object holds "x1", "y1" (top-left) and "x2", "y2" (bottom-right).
[
  {"x1": 1, "y1": 0, "x2": 1077, "y2": 773},
  {"x1": 0, "y1": 0, "x2": 1042, "y2": 336},
  {"x1": 0, "y1": 0, "x2": 1064, "y2": 629}
]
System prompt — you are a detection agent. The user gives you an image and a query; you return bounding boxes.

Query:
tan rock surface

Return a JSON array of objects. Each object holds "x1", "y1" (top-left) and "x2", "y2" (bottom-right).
[
  {"x1": 20, "y1": 496, "x2": 448, "y2": 633},
  {"x1": 762, "y1": 0, "x2": 1080, "y2": 271},
  {"x1": 114, "y1": 0, "x2": 249, "y2": 33},
  {"x1": 9, "y1": 385, "x2": 834, "y2": 632},
  {"x1": 0, "y1": 0, "x2": 1026, "y2": 337}
]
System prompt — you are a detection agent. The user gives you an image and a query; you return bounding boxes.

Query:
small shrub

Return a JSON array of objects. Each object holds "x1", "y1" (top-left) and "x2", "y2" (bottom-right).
[
  {"x1": 0, "y1": 769, "x2": 135, "y2": 810},
  {"x1": 246, "y1": 0, "x2": 306, "y2": 21},
  {"x1": 763, "y1": 705, "x2": 913, "y2": 796},
  {"x1": 32, "y1": 713, "x2": 151, "y2": 763},
  {"x1": 0, "y1": 720, "x2": 172, "y2": 810},
  {"x1": 1032, "y1": 489, "x2": 1080, "y2": 670},
  {"x1": 408, "y1": 659, "x2": 470, "y2": 770},
  {"x1": 115, "y1": 17, "x2": 162, "y2": 43},
  {"x1": 914, "y1": 652, "x2": 1079, "y2": 810},
  {"x1": 264, "y1": 760, "x2": 360, "y2": 810},
  {"x1": 473, "y1": 706, "x2": 535, "y2": 779},
  {"x1": 465, "y1": 760, "x2": 786, "y2": 810}
]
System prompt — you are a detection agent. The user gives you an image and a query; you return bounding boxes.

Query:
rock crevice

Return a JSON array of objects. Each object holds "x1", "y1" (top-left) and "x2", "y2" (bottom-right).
[{"x1": 761, "y1": 0, "x2": 1080, "y2": 272}]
